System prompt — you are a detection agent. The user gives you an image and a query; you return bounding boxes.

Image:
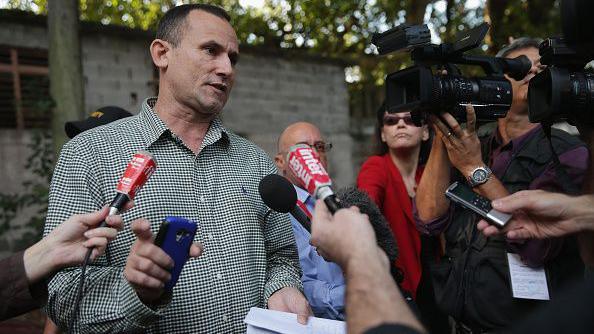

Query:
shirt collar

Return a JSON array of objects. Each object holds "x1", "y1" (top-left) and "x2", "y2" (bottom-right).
[
  {"x1": 493, "y1": 123, "x2": 542, "y2": 154},
  {"x1": 293, "y1": 184, "x2": 311, "y2": 204},
  {"x1": 139, "y1": 97, "x2": 230, "y2": 151}
]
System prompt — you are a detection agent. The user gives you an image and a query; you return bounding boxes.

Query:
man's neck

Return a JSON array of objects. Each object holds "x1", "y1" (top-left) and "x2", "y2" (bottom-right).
[
  {"x1": 497, "y1": 105, "x2": 538, "y2": 144},
  {"x1": 153, "y1": 92, "x2": 215, "y2": 154}
]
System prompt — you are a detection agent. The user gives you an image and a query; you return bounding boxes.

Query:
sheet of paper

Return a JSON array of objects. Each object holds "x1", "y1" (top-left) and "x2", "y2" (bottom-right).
[
  {"x1": 507, "y1": 252, "x2": 550, "y2": 300},
  {"x1": 244, "y1": 307, "x2": 346, "y2": 334}
]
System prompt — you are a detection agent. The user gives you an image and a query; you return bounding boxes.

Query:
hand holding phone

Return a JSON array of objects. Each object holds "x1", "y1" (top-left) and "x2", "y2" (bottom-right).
[
  {"x1": 154, "y1": 216, "x2": 198, "y2": 291},
  {"x1": 445, "y1": 181, "x2": 511, "y2": 228}
]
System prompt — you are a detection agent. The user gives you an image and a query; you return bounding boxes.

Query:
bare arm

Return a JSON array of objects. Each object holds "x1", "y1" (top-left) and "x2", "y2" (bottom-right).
[
  {"x1": 415, "y1": 130, "x2": 452, "y2": 221},
  {"x1": 345, "y1": 249, "x2": 425, "y2": 334}
]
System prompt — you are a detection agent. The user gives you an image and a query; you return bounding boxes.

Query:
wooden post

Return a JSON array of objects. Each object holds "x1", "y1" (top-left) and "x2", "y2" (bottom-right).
[
  {"x1": 48, "y1": 0, "x2": 85, "y2": 158},
  {"x1": 9, "y1": 49, "x2": 24, "y2": 131}
]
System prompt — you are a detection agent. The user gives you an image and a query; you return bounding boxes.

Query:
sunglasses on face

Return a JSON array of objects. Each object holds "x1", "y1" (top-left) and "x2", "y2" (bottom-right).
[
  {"x1": 297, "y1": 141, "x2": 333, "y2": 153},
  {"x1": 383, "y1": 114, "x2": 419, "y2": 127}
]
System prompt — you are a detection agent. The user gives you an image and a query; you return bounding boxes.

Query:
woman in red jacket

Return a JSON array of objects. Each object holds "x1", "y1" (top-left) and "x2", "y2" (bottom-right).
[
  {"x1": 357, "y1": 106, "x2": 429, "y2": 297},
  {"x1": 357, "y1": 106, "x2": 449, "y2": 332}
]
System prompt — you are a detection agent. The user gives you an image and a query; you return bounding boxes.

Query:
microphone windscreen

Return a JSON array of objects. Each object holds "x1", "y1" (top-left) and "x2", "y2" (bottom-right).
[
  {"x1": 259, "y1": 174, "x2": 297, "y2": 214},
  {"x1": 336, "y1": 186, "x2": 398, "y2": 262}
]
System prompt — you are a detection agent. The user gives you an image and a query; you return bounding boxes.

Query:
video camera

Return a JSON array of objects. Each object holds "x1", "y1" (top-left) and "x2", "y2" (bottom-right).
[
  {"x1": 372, "y1": 23, "x2": 532, "y2": 125},
  {"x1": 528, "y1": 0, "x2": 594, "y2": 126}
]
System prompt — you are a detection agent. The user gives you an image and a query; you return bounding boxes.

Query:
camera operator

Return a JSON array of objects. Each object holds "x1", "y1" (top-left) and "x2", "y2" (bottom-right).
[
  {"x1": 310, "y1": 190, "x2": 594, "y2": 334},
  {"x1": 414, "y1": 37, "x2": 589, "y2": 332}
]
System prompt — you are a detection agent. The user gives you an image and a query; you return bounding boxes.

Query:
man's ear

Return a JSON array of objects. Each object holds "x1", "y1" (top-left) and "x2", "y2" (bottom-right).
[
  {"x1": 274, "y1": 154, "x2": 284, "y2": 171},
  {"x1": 150, "y1": 39, "x2": 171, "y2": 70}
]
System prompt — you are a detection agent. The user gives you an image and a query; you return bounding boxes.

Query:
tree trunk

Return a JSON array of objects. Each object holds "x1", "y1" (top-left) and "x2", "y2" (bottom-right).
[
  {"x1": 48, "y1": 0, "x2": 84, "y2": 159},
  {"x1": 406, "y1": 0, "x2": 433, "y2": 25}
]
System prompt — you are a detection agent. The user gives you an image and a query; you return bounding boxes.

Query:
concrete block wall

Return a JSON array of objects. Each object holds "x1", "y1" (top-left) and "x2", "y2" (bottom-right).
[
  {"x1": 81, "y1": 33, "x2": 155, "y2": 114},
  {"x1": 224, "y1": 54, "x2": 353, "y2": 187}
]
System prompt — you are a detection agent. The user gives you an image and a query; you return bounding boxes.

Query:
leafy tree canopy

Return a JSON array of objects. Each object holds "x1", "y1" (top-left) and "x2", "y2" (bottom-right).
[{"x1": 2, "y1": 0, "x2": 562, "y2": 116}]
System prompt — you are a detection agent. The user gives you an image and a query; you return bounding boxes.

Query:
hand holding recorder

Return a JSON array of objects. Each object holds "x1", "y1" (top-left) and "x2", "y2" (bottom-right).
[{"x1": 477, "y1": 190, "x2": 594, "y2": 239}]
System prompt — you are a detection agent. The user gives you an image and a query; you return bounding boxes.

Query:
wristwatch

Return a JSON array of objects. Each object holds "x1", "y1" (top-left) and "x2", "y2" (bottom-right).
[{"x1": 467, "y1": 165, "x2": 492, "y2": 187}]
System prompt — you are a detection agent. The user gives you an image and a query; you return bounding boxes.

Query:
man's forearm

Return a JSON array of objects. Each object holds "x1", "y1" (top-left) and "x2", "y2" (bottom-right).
[
  {"x1": 416, "y1": 137, "x2": 451, "y2": 221},
  {"x1": 345, "y1": 249, "x2": 425, "y2": 334}
]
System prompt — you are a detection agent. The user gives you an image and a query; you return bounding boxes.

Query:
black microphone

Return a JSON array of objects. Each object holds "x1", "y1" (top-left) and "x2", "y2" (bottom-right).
[
  {"x1": 259, "y1": 174, "x2": 312, "y2": 232},
  {"x1": 335, "y1": 186, "x2": 403, "y2": 284}
]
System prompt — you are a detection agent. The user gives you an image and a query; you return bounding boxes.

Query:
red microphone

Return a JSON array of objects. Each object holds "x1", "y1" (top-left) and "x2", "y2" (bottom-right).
[
  {"x1": 287, "y1": 144, "x2": 341, "y2": 213},
  {"x1": 71, "y1": 151, "x2": 156, "y2": 328},
  {"x1": 105, "y1": 150, "x2": 157, "y2": 218}
]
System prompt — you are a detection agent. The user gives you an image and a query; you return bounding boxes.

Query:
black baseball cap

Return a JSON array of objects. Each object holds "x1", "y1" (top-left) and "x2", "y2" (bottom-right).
[{"x1": 65, "y1": 106, "x2": 132, "y2": 139}]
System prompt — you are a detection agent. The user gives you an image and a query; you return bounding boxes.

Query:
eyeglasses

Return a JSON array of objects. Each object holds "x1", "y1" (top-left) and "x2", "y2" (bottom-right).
[
  {"x1": 383, "y1": 114, "x2": 418, "y2": 127},
  {"x1": 297, "y1": 141, "x2": 333, "y2": 153}
]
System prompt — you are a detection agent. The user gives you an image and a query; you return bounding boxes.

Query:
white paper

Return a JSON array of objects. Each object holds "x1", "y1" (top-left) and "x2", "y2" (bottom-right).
[
  {"x1": 244, "y1": 307, "x2": 346, "y2": 334},
  {"x1": 507, "y1": 253, "x2": 550, "y2": 300}
]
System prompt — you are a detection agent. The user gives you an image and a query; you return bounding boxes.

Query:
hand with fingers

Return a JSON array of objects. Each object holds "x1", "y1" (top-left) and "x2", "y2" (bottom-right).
[
  {"x1": 429, "y1": 105, "x2": 484, "y2": 176},
  {"x1": 23, "y1": 205, "x2": 129, "y2": 284},
  {"x1": 124, "y1": 219, "x2": 202, "y2": 304},
  {"x1": 309, "y1": 200, "x2": 384, "y2": 271},
  {"x1": 268, "y1": 287, "x2": 313, "y2": 325},
  {"x1": 477, "y1": 190, "x2": 594, "y2": 239}
]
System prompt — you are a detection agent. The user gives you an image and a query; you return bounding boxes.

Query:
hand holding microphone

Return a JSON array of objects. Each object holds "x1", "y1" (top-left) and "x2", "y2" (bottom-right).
[
  {"x1": 71, "y1": 151, "x2": 157, "y2": 328},
  {"x1": 286, "y1": 144, "x2": 341, "y2": 214}
]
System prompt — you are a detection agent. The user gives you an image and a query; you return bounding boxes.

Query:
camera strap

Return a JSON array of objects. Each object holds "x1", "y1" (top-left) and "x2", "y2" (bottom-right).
[{"x1": 542, "y1": 123, "x2": 580, "y2": 195}]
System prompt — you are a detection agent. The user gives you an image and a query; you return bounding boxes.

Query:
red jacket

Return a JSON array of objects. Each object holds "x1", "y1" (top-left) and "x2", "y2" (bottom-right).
[{"x1": 357, "y1": 154, "x2": 423, "y2": 297}]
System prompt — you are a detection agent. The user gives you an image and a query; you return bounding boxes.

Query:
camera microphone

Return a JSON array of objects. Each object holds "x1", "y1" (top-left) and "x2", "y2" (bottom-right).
[{"x1": 286, "y1": 144, "x2": 341, "y2": 214}]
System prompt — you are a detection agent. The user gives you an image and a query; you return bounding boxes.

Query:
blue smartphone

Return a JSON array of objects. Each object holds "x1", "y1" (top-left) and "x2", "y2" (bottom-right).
[{"x1": 154, "y1": 216, "x2": 198, "y2": 291}]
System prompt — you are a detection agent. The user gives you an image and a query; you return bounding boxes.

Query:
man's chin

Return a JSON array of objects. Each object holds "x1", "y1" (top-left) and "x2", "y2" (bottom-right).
[{"x1": 197, "y1": 99, "x2": 226, "y2": 115}]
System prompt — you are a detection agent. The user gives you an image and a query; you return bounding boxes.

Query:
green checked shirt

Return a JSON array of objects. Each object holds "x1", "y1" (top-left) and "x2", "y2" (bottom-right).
[{"x1": 43, "y1": 98, "x2": 302, "y2": 333}]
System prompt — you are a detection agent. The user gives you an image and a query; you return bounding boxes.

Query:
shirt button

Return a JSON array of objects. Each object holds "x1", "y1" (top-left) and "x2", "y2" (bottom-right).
[
  {"x1": 216, "y1": 273, "x2": 223, "y2": 280},
  {"x1": 208, "y1": 233, "x2": 214, "y2": 240},
  {"x1": 200, "y1": 195, "x2": 206, "y2": 203},
  {"x1": 222, "y1": 314, "x2": 228, "y2": 322}
]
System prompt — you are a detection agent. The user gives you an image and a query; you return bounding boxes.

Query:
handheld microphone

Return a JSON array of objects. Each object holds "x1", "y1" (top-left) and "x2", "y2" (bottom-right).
[
  {"x1": 70, "y1": 151, "x2": 156, "y2": 330},
  {"x1": 258, "y1": 174, "x2": 312, "y2": 232},
  {"x1": 287, "y1": 144, "x2": 341, "y2": 214},
  {"x1": 105, "y1": 150, "x2": 157, "y2": 219}
]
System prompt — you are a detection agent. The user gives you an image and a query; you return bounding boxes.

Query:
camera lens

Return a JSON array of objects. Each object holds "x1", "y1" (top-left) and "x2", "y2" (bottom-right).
[
  {"x1": 433, "y1": 75, "x2": 513, "y2": 121},
  {"x1": 528, "y1": 68, "x2": 594, "y2": 125}
]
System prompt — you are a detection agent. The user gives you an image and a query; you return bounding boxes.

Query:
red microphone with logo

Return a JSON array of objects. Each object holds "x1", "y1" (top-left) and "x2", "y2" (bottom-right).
[
  {"x1": 70, "y1": 151, "x2": 157, "y2": 328},
  {"x1": 287, "y1": 144, "x2": 341, "y2": 214},
  {"x1": 104, "y1": 150, "x2": 157, "y2": 219}
]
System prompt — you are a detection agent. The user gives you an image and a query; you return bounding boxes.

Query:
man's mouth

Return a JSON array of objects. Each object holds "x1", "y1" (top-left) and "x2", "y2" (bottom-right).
[{"x1": 208, "y1": 83, "x2": 227, "y2": 93}]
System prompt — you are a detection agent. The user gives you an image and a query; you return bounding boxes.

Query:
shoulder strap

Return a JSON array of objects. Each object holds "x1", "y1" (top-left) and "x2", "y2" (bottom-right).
[{"x1": 542, "y1": 122, "x2": 580, "y2": 195}]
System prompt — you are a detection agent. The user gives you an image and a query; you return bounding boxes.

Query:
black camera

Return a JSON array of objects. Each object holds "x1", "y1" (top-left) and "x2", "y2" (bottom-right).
[
  {"x1": 527, "y1": 0, "x2": 594, "y2": 126},
  {"x1": 373, "y1": 23, "x2": 532, "y2": 125}
]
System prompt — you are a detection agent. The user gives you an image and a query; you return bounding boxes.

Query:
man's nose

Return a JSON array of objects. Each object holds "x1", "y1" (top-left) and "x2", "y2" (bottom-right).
[{"x1": 216, "y1": 55, "x2": 233, "y2": 78}]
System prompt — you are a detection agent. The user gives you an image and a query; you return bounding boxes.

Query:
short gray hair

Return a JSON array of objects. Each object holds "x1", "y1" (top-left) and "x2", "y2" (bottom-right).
[{"x1": 496, "y1": 37, "x2": 543, "y2": 58}]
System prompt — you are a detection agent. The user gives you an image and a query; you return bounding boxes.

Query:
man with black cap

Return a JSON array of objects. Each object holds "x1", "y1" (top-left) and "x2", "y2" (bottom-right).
[{"x1": 65, "y1": 106, "x2": 132, "y2": 139}]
